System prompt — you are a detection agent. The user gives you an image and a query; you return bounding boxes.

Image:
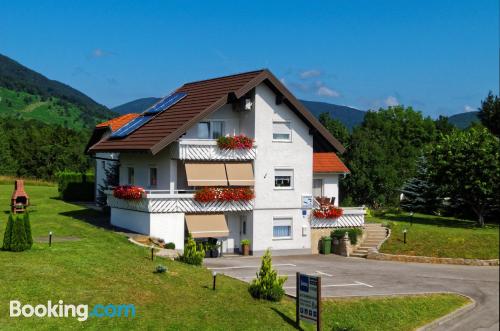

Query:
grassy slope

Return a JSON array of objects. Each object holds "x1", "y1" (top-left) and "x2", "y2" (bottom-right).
[
  {"x1": 0, "y1": 186, "x2": 468, "y2": 330},
  {"x1": 0, "y1": 87, "x2": 98, "y2": 130},
  {"x1": 368, "y1": 212, "x2": 499, "y2": 259}
]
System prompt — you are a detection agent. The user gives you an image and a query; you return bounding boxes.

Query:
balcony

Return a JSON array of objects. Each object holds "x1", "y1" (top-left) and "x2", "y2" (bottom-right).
[
  {"x1": 106, "y1": 190, "x2": 254, "y2": 213},
  {"x1": 310, "y1": 206, "x2": 366, "y2": 228},
  {"x1": 175, "y1": 139, "x2": 257, "y2": 161}
]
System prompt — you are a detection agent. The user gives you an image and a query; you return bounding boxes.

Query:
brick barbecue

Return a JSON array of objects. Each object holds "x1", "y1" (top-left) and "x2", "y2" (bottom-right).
[{"x1": 11, "y1": 180, "x2": 29, "y2": 213}]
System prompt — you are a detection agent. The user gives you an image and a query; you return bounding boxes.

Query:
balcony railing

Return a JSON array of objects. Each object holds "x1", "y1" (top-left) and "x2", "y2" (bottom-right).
[
  {"x1": 310, "y1": 206, "x2": 366, "y2": 228},
  {"x1": 175, "y1": 139, "x2": 257, "y2": 161},
  {"x1": 106, "y1": 190, "x2": 254, "y2": 213}
]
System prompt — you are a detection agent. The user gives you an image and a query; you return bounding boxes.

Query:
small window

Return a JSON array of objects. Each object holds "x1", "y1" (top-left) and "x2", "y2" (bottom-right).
[
  {"x1": 149, "y1": 168, "x2": 157, "y2": 188},
  {"x1": 197, "y1": 122, "x2": 210, "y2": 139},
  {"x1": 211, "y1": 121, "x2": 224, "y2": 139},
  {"x1": 127, "y1": 167, "x2": 135, "y2": 185},
  {"x1": 273, "y1": 217, "x2": 293, "y2": 239},
  {"x1": 274, "y1": 169, "x2": 293, "y2": 189},
  {"x1": 272, "y1": 121, "x2": 291, "y2": 141}
]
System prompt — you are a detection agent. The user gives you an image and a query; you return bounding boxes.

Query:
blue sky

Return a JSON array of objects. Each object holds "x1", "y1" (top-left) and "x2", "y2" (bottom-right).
[{"x1": 1, "y1": 0, "x2": 498, "y2": 117}]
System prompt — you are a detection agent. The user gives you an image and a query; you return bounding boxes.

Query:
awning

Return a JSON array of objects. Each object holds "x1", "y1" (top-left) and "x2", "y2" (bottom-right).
[
  {"x1": 185, "y1": 163, "x2": 228, "y2": 186},
  {"x1": 185, "y1": 214, "x2": 229, "y2": 238},
  {"x1": 225, "y1": 163, "x2": 254, "y2": 186}
]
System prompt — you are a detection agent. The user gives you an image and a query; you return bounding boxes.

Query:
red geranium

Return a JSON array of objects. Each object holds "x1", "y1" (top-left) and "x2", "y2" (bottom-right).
[
  {"x1": 195, "y1": 187, "x2": 255, "y2": 202},
  {"x1": 312, "y1": 206, "x2": 343, "y2": 219},
  {"x1": 113, "y1": 185, "x2": 145, "y2": 200},
  {"x1": 217, "y1": 135, "x2": 254, "y2": 150}
]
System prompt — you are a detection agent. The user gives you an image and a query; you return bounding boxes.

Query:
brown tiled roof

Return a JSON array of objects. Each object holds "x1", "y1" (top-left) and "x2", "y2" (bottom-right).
[
  {"x1": 313, "y1": 153, "x2": 350, "y2": 173},
  {"x1": 96, "y1": 113, "x2": 140, "y2": 132},
  {"x1": 88, "y1": 69, "x2": 345, "y2": 154}
]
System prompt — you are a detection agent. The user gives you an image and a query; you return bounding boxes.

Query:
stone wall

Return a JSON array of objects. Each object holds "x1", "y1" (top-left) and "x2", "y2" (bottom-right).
[{"x1": 367, "y1": 251, "x2": 499, "y2": 266}]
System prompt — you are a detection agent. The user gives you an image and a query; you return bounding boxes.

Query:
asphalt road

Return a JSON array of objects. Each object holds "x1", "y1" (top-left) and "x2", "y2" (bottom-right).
[{"x1": 205, "y1": 254, "x2": 499, "y2": 331}]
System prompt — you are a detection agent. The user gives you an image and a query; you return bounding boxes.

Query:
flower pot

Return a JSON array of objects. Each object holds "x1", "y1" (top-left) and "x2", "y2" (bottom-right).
[{"x1": 241, "y1": 244, "x2": 250, "y2": 256}]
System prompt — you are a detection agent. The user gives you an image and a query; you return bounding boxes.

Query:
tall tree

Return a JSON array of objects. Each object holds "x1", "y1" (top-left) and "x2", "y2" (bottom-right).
[
  {"x1": 318, "y1": 112, "x2": 350, "y2": 147},
  {"x1": 478, "y1": 91, "x2": 500, "y2": 137},
  {"x1": 344, "y1": 106, "x2": 436, "y2": 207},
  {"x1": 427, "y1": 126, "x2": 500, "y2": 227},
  {"x1": 434, "y1": 115, "x2": 455, "y2": 135}
]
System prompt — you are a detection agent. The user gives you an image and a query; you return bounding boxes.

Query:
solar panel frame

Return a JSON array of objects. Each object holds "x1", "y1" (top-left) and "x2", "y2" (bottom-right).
[
  {"x1": 143, "y1": 92, "x2": 187, "y2": 115},
  {"x1": 110, "y1": 115, "x2": 153, "y2": 139}
]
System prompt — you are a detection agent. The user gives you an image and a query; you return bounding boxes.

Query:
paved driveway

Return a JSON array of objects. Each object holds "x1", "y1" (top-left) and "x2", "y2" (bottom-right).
[{"x1": 205, "y1": 255, "x2": 499, "y2": 331}]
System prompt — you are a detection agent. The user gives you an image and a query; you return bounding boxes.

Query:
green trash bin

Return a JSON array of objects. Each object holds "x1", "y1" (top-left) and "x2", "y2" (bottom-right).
[{"x1": 321, "y1": 236, "x2": 332, "y2": 254}]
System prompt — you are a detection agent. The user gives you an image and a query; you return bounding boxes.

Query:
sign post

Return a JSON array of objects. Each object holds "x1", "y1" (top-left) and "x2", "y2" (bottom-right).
[{"x1": 296, "y1": 272, "x2": 321, "y2": 331}]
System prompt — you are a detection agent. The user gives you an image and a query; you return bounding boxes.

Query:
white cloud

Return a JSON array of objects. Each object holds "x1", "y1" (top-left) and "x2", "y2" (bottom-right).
[
  {"x1": 317, "y1": 86, "x2": 340, "y2": 98},
  {"x1": 464, "y1": 105, "x2": 476, "y2": 112},
  {"x1": 384, "y1": 96, "x2": 399, "y2": 107},
  {"x1": 90, "y1": 48, "x2": 114, "y2": 58},
  {"x1": 300, "y1": 69, "x2": 321, "y2": 79},
  {"x1": 279, "y1": 77, "x2": 286, "y2": 85}
]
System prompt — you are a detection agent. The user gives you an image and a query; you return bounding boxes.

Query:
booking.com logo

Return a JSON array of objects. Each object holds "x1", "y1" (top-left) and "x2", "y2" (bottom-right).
[{"x1": 10, "y1": 300, "x2": 136, "y2": 321}]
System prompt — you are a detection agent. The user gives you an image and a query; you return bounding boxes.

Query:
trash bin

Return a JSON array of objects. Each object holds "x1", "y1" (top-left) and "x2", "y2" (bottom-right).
[{"x1": 321, "y1": 236, "x2": 332, "y2": 254}]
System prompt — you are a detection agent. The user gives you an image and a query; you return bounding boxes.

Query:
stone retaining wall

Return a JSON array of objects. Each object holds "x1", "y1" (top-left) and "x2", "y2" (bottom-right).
[{"x1": 367, "y1": 251, "x2": 499, "y2": 266}]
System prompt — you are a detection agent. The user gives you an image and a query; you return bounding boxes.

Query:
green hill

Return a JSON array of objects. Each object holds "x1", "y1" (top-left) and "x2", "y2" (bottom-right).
[
  {"x1": 0, "y1": 54, "x2": 116, "y2": 129},
  {"x1": 448, "y1": 111, "x2": 479, "y2": 129},
  {"x1": 112, "y1": 97, "x2": 161, "y2": 114}
]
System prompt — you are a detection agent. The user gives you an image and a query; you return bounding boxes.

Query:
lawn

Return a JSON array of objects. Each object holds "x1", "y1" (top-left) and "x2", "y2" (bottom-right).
[
  {"x1": 0, "y1": 185, "x2": 469, "y2": 330},
  {"x1": 368, "y1": 212, "x2": 499, "y2": 260}
]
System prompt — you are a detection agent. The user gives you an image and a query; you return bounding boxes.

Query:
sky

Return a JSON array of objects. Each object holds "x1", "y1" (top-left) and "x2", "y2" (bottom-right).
[{"x1": 0, "y1": 0, "x2": 498, "y2": 117}]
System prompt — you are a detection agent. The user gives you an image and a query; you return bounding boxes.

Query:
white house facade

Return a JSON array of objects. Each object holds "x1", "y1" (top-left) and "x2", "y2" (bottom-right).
[{"x1": 87, "y1": 69, "x2": 364, "y2": 255}]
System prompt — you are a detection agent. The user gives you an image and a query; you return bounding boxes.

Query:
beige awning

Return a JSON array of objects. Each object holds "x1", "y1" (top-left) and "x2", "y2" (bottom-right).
[
  {"x1": 225, "y1": 163, "x2": 254, "y2": 186},
  {"x1": 185, "y1": 163, "x2": 228, "y2": 186},
  {"x1": 185, "y1": 214, "x2": 229, "y2": 238}
]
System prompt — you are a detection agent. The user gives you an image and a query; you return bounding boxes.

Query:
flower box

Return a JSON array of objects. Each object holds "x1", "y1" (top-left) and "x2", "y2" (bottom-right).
[
  {"x1": 217, "y1": 135, "x2": 253, "y2": 150},
  {"x1": 312, "y1": 206, "x2": 343, "y2": 219},
  {"x1": 113, "y1": 185, "x2": 145, "y2": 200},
  {"x1": 194, "y1": 187, "x2": 254, "y2": 203}
]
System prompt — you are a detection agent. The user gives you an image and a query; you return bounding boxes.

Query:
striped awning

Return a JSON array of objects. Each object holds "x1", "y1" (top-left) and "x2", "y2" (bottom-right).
[
  {"x1": 185, "y1": 163, "x2": 228, "y2": 186},
  {"x1": 185, "y1": 214, "x2": 229, "y2": 238}
]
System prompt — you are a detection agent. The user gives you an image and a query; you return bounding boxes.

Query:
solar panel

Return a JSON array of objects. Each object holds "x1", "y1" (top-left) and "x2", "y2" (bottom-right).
[
  {"x1": 110, "y1": 115, "x2": 153, "y2": 139},
  {"x1": 143, "y1": 92, "x2": 187, "y2": 115}
]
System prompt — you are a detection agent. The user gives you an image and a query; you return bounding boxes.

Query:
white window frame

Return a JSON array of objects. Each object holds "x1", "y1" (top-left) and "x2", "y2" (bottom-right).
[
  {"x1": 272, "y1": 216, "x2": 293, "y2": 240},
  {"x1": 196, "y1": 120, "x2": 226, "y2": 139},
  {"x1": 274, "y1": 168, "x2": 294, "y2": 190},
  {"x1": 272, "y1": 121, "x2": 292, "y2": 142}
]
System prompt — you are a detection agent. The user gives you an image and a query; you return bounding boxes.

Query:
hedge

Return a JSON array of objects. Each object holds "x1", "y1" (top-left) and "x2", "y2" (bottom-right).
[
  {"x1": 57, "y1": 171, "x2": 94, "y2": 201},
  {"x1": 331, "y1": 228, "x2": 363, "y2": 245}
]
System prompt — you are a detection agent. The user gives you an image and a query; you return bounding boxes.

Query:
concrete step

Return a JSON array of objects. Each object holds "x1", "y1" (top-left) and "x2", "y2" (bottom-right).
[
  {"x1": 353, "y1": 249, "x2": 369, "y2": 253},
  {"x1": 350, "y1": 252, "x2": 368, "y2": 258}
]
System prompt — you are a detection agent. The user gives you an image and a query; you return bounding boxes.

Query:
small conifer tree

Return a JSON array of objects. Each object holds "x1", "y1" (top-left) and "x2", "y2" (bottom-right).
[
  {"x1": 177, "y1": 234, "x2": 204, "y2": 266},
  {"x1": 248, "y1": 249, "x2": 287, "y2": 302},
  {"x1": 2, "y1": 214, "x2": 14, "y2": 250},
  {"x1": 23, "y1": 213, "x2": 33, "y2": 248},
  {"x1": 10, "y1": 214, "x2": 28, "y2": 252}
]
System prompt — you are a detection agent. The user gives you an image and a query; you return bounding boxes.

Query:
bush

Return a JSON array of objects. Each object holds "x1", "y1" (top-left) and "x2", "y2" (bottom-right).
[
  {"x1": 3, "y1": 213, "x2": 32, "y2": 252},
  {"x1": 241, "y1": 239, "x2": 250, "y2": 245},
  {"x1": 165, "y1": 242, "x2": 175, "y2": 249},
  {"x1": 331, "y1": 228, "x2": 363, "y2": 245},
  {"x1": 56, "y1": 171, "x2": 94, "y2": 201},
  {"x1": 154, "y1": 265, "x2": 168, "y2": 274},
  {"x1": 248, "y1": 249, "x2": 287, "y2": 302},
  {"x1": 176, "y1": 234, "x2": 204, "y2": 266}
]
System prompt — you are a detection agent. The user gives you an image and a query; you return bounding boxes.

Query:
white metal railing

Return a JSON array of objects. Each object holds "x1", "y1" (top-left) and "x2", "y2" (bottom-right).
[
  {"x1": 175, "y1": 139, "x2": 257, "y2": 161},
  {"x1": 310, "y1": 206, "x2": 366, "y2": 228}
]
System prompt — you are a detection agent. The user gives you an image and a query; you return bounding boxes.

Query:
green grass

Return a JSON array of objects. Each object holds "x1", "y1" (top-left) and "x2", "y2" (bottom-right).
[
  {"x1": 0, "y1": 185, "x2": 469, "y2": 330},
  {"x1": 0, "y1": 87, "x2": 106, "y2": 130},
  {"x1": 368, "y1": 212, "x2": 499, "y2": 259}
]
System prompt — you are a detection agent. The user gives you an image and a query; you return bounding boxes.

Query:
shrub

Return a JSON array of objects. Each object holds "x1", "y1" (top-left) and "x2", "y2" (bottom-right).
[
  {"x1": 248, "y1": 249, "x2": 287, "y2": 302},
  {"x1": 165, "y1": 242, "x2": 175, "y2": 249},
  {"x1": 154, "y1": 265, "x2": 168, "y2": 274},
  {"x1": 56, "y1": 172, "x2": 94, "y2": 201},
  {"x1": 22, "y1": 213, "x2": 33, "y2": 249},
  {"x1": 331, "y1": 228, "x2": 363, "y2": 245},
  {"x1": 241, "y1": 239, "x2": 250, "y2": 245},
  {"x1": 2, "y1": 214, "x2": 14, "y2": 250},
  {"x1": 177, "y1": 234, "x2": 204, "y2": 266}
]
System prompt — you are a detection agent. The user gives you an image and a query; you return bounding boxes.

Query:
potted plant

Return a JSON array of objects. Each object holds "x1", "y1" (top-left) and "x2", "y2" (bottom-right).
[{"x1": 241, "y1": 239, "x2": 251, "y2": 256}]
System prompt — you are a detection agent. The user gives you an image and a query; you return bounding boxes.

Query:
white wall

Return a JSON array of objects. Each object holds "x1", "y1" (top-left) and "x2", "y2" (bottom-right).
[
  {"x1": 313, "y1": 174, "x2": 340, "y2": 206},
  {"x1": 183, "y1": 104, "x2": 245, "y2": 139},
  {"x1": 111, "y1": 208, "x2": 185, "y2": 250}
]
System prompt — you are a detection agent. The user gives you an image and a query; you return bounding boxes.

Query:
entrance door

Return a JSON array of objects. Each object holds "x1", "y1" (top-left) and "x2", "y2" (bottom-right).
[{"x1": 313, "y1": 178, "x2": 323, "y2": 197}]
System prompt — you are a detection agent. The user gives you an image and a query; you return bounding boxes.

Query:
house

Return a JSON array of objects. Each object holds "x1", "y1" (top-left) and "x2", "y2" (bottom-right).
[{"x1": 86, "y1": 69, "x2": 365, "y2": 255}]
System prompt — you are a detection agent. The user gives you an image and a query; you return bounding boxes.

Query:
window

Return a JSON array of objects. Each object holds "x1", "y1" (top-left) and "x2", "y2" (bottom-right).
[
  {"x1": 196, "y1": 121, "x2": 225, "y2": 139},
  {"x1": 211, "y1": 121, "x2": 224, "y2": 139},
  {"x1": 197, "y1": 122, "x2": 210, "y2": 139},
  {"x1": 313, "y1": 178, "x2": 323, "y2": 197},
  {"x1": 274, "y1": 169, "x2": 293, "y2": 189},
  {"x1": 127, "y1": 167, "x2": 134, "y2": 185},
  {"x1": 273, "y1": 217, "x2": 293, "y2": 239},
  {"x1": 272, "y1": 121, "x2": 291, "y2": 141},
  {"x1": 149, "y1": 168, "x2": 157, "y2": 188}
]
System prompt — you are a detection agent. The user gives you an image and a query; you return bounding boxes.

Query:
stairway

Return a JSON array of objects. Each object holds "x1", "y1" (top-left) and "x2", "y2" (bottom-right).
[{"x1": 351, "y1": 223, "x2": 388, "y2": 258}]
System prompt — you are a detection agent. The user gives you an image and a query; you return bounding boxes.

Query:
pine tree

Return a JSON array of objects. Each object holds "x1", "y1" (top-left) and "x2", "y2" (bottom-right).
[
  {"x1": 177, "y1": 234, "x2": 204, "y2": 266},
  {"x1": 400, "y1": 156, "x2": 440, "y2": 214},
  {"x1": 10, "y1": 214, "x2": 29, "y2": 252},
  {"x1": 23, "y1": 213, "x2": 33, "y2": 248},
  {"x1": 2, "y1": 214, "x2": 14, "y2": 250},
  {"x1": 248, "y1": 249, "x2": 287, "y2": 302}
]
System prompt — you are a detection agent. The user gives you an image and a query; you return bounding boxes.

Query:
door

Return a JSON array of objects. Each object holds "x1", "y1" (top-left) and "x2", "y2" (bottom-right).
[{"x1": 313, "y1": 178, "x2": 323, "y2": 197}]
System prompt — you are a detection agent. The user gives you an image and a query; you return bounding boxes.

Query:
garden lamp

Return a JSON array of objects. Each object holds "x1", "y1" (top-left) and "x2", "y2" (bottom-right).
[
  {"x1": 49, "y1": 231, "x2": 52, "y2": 247},
  {"x1": 212, "y1": 271, "x2": 217, "y2": 290},
  {"x1": 403, "y1": 229, "x2": 407, "y2": 244}
]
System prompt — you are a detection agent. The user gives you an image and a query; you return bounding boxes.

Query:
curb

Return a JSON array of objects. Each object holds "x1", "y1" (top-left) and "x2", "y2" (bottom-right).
[
  {"x1": 366, "y1": 251, "x2": 500, "y2": 266},
  {"x1": 416, "y1": 293, "x2": 476, "y2": 330}
]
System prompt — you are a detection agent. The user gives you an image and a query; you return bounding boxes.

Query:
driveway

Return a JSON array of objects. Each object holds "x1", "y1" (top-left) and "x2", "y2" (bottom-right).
[{"x1": 205, "y1": 254, "x2": 499, "y2": 331}]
